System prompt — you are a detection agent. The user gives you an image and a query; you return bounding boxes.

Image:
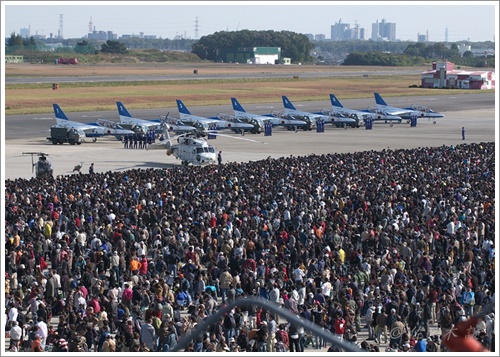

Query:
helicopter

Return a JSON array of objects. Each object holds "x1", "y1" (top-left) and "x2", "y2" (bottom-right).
[
  {"x1": 23, "y1": 152, "x2": 53, "y2": 179},
  {"x1": 147, "y1": 122, "x2": 265, "y2": 166}
]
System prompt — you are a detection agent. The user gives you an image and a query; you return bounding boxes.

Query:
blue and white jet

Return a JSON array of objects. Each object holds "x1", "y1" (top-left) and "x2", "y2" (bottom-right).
[
  {"x1": 176, "y1": 99, "x2": 254, "y2": 134},
  {"x1": 231, "y1": 97, "x2": 307, "y2": 131},
  {"x1": 116, "y1": 101, "x2": 196, "y2": 134},
  {"x1": 370, "y1": 92, "x2": 444, "y2": 123},
  {"x1": 273, "y1": 95, "x2": 339, "y2": 130},
  {"x1": 53, "y1": 104, "x2": 135, "y2": 139},
  {"x1": 321, "y1": 94, "x2": 403, "y2": 126}
]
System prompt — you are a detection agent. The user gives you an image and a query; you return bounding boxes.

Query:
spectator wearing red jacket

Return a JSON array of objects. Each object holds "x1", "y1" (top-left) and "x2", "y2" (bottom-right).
[
  {"x1": 139, "y1": 255, "x2": 148, "y2": 276},
  {"x1": 333, "y1": 311, "x2": 346, "y2": 341}
]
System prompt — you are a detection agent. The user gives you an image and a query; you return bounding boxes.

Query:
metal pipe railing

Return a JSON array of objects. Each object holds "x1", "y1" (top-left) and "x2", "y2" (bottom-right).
[{"x1": 172, "y1": 296, "x2": 363, "y2": 352}]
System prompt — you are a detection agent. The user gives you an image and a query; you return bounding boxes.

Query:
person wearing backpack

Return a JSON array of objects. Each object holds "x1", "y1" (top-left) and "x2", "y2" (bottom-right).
[
  {"x1": 223, "y1": 312, "x2": 236, "y2": 342},
  {"x1": 274, "y1": 325, "x2": 288, "y2": 352}
]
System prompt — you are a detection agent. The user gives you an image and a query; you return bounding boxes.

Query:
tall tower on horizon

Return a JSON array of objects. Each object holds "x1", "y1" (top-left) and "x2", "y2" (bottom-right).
[
  {"x1": 58, "y1": 14, "x2": 63, "y2": 39},
  {"x1": 445, "y1": 26, "x2": 448, "y2": 42},
  {"x1": 89, "y1": 17, "x2": 93, "y2": 33},
  {"x1": 195, "y1": 17, "x2": 199, "y2": 39}
]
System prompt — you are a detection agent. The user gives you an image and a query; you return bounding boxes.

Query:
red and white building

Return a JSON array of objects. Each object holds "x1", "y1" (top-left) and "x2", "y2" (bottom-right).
[{"x1": 421, "y1": 61, "x2": 495, "y2": 89}]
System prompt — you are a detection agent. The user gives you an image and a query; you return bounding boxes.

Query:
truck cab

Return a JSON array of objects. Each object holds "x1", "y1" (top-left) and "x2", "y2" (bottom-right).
[{"x1": 48, "y1": 126, "x2": 85, "y2": 145}]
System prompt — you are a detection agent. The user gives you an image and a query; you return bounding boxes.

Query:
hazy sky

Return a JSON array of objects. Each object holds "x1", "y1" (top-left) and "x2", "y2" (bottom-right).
[{"x1": 2, "y1": 1, "x2": 498, "y2": 42}]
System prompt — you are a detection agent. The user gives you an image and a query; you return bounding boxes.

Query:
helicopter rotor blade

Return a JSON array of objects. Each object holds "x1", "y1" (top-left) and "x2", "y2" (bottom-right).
[{"x1": 208, "y1": 132, "x2": 267, "y2": 144}]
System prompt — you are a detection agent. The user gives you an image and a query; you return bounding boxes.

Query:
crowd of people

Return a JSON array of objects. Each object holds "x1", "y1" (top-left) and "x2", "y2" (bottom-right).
[{"x1": 4, "y1": 141, "x2": 495, "y2": 353}]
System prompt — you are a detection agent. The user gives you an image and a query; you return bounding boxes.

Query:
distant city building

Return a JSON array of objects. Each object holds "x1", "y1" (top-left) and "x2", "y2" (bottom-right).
[
  {"x1": 330, "y1": 19, "x2": 365, "y2": 41},
  {"x1": 371, "y1": 18, "x2": 396, "y2": 41},
  {"x1": 33, "y1": 32, "x2": 46, "y2": 40},
  {"x1": 305, "y1": 33, "x2": 326, "y2": 41},
  {"x1": 19, "y1": 27, "x2": 30, "y2": 38},
  {"x1": 349, "y1": 23, "x2": 365, "y2": 40},
  {"x1": 87, "y1": 30, "x2": 117, "y2": 40},
  {"x1": 359, "y1": 27, "x2": 366, "y2": 40},
  {"x1": 421, "y1": 61, "x2": 495, "y2": 89},
  {"x1": 216, "y1": 47, "x2": 281, "y2": 64},
  {"x1": 331, "y1": 19, "x2": 350, "y2": 41},
  {"x1": 417, "y1": 31, "x2": 429, "y2": 42},
  {"x1": 120, "y1": 33, "x2": 155, "y2": 39}
]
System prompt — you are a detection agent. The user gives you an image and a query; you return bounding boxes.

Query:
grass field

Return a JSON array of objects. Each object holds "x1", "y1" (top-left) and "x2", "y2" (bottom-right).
[{"x1": 5, "y1": 63, "x2": 488, "y2": 115}]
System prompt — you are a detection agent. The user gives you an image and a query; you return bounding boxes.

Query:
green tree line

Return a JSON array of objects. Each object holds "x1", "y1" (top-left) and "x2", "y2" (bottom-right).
[
  {"x1": 191, "y1": 30, "x2": 315, "y2": 63},
  {"x1": 315, "y1": 39, "x2": 495, "y2": 67},
  {"x1": 6, "y1": 33, "x2": 39, "y2": 49},
  {"x1": 6, "y1": 30, "x2": 494, "y2": 67}
]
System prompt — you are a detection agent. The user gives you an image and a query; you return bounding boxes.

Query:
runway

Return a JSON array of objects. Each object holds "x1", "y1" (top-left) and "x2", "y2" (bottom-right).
[
  {"x1": 4, "y1": 66, "x2": 423, "y2": 84},
  {"x1": 4, "y1": 93, "x2": 495, "y2": 181}
]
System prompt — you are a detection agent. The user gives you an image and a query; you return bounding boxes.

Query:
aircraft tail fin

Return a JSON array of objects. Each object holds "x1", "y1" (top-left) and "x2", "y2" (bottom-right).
[
  {"x1": 176, "y1": 100, "x2": 191, "y2": 115},
  {"x1": 330, "y1": 94, "x2": 344, "y2": 108},
  {"x1": 116, "y1": 102, "x2": 132, "y2": 118},
  {"x1": 282, "y1": 96, "x2": 296, "y2": 110},
  {"x1": 53, "y1": 104, "x2": 69, "y2": 120},
  {"x1": 374, "y1": 93, "x2": 388, "y2": 106},
  {"x1": 231, "y1": 97, "x2": 246, "y2": 112}
]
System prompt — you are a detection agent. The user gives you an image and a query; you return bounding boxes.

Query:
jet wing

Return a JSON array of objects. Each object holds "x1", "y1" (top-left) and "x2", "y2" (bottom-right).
[
  {"x1": 158, "y1": 116, "x2": 197, "y2": 133},
  {"x1": 370, "y1": 105, "x2": 412, "y2": 117},
  {"x1": 209, "y1": 115, "x2": 254, "y2": 130},
  {"x1": 405, "y1": 105, "x2": 444, "y2": 118},
  {"x1": 268, "y1": 111, "x2": 307, "y2": 126},
  {"x1": 119, "y1": 116, "x2": 161, "y2": 130},
  {"x1": 87, "y1": 122, "x2": 135, "y2": 135},
  {"x1": 59, "y1": 122, "x2": 107, "y2": 136},
  {"x1": 96, "y1": 118, "x2": 127, "y2": 130},
  {"x1": 180, "y1": 118, "x2": 220, "y2": 129}
]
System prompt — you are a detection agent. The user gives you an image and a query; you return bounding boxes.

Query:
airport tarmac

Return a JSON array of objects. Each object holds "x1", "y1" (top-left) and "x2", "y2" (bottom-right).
[{"x1": 4, "y1": 105, "x2": 495, "y2": 181}]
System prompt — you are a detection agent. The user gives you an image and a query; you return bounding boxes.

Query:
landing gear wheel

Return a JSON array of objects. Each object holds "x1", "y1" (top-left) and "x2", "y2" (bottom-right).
[
  {"x1": 93, "y1": 138, "x2": 97, "y2": 143},
  {"x1": 240, "y1": 129, "x2": 245, "y2": 136},
  {"x1": 390, "y1": 123, "x2": 394, "y2": 127},
  {"x1": 407, "y1": 120, "x2": 411, "y2": 124},
  {"x1": 433, "y1": 121, "x2": 436, "y2": 124},
  {"x1": 344, "y1": 125, "x2": 348, "y2": 130}
]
